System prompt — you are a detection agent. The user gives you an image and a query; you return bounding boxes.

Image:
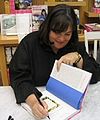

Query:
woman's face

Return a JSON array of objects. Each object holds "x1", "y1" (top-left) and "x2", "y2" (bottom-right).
[{"x1": 49, "y1": 26, "x2": 72, "y2": 50}]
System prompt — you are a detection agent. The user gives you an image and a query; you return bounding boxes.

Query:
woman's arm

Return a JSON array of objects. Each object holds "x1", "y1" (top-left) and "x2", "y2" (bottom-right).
[
  {"x1": 57, "y1": 43, "x2": 100, "y2": 84},
  {"x1": 25, "y1": 94, "x2": 48, "y2": 119},
  {"x1": 57, "y1": 52, "x2": 83, "y2": 71},
  {"x1": 9, "y1": 38, "x2": 41, "y2": 103}
]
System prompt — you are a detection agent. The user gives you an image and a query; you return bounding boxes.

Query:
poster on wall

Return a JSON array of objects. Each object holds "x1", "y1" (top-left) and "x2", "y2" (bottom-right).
[{"x1": 9, "y1": 0, "x2": 32, "y2": 13}]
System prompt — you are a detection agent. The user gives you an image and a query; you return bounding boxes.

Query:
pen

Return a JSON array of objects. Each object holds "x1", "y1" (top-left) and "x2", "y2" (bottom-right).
[{"x1": 36, "y1": 94, "x2": 50, "y2": 120}]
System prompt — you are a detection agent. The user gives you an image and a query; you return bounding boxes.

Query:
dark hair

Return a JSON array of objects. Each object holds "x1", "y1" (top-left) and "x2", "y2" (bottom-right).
[
  {"x1": 41, "y1": 9, "x2": 47, "y2": 16},
  {"x1": 39, "y1": 4, "x2": 78, "y2": 46}
]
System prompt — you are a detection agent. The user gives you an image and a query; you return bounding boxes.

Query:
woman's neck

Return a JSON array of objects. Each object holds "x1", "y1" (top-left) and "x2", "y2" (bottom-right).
[{"x1": 51, "y1": 45, "x2": 58, "y2": 54}]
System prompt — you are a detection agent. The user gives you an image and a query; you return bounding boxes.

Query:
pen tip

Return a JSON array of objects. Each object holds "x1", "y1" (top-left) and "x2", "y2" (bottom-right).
[{"x1": 47, "y1": 116, "x2": 50, "y2": 120}]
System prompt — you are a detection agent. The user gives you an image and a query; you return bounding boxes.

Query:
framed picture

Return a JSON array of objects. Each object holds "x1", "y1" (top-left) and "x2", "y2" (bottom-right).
[{"x1": 10, "y1": 0, "x2": 32, "y2": 13}]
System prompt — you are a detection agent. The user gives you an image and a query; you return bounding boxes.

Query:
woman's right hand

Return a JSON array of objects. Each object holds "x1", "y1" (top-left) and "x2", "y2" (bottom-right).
[{"x1": 26, "y1": 94, "x2": 48, "y2": 119}]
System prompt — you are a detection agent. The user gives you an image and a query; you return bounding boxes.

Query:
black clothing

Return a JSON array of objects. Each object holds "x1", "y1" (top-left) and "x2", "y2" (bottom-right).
[
  {"x1": 9, "y1": 31, "x2": 100, "y2": 104},
  {"x1": 97, "y1": 47, "x2": 100, "y2": 64}
]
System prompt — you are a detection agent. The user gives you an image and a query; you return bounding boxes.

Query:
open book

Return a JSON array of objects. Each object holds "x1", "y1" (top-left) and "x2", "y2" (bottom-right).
[{"x1": 21, "y1": 60, "x2": 92, "y2": 120}]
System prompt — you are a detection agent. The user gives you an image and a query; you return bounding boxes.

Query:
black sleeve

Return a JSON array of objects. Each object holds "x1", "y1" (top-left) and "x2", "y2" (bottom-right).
[
  {"x1": 9, "y1": 38, "x2": 42, "y2": 104},
  {"x1": 77, "y1": 43, "x2": 100, "y2": 84}
]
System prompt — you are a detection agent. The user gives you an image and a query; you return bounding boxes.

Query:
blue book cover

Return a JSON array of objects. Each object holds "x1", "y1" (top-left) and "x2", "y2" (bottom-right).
[{"x1": 41, "y1": 60, "x2": 92, "y2": 120}]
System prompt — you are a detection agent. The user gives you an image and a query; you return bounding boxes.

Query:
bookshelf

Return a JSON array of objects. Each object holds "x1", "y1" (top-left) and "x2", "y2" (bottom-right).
[
  {"x1": 85, "y1": 11, "x2": 100, "y2": 18},
  {"x1": 0, "y1": 0, "x2": 10, "y2": 14},
  {"x1": 0, "y1": 35, "x2": 18, "y2": 85},
  {"x1": 84, "y1": 0, "x2": 100, "y2": 23},
  {"x1": 0, "y1": 0, "x2": 100, "y2": 86},
  {"x1": 44, "y1": 0, "x2": 100, "y2": 24},
  {"x1": 34, "y1": 0, "x2": 87, "y2": 25},
  {"x1": 44, "y1": 1, "x2": 86, "y2": 6}
]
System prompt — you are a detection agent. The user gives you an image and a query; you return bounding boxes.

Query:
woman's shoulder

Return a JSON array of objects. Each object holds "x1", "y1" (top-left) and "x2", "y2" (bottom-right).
[
  {"x1": 25, "y1": 31, "x2": 39, "y2": 41},
  {"x1": 20, "y1": 31, "x2": 40, "y2": 45}
]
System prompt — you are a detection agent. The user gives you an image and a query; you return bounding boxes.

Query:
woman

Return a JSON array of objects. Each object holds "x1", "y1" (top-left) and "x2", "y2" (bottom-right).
[{"x1": 9, "y1": 4, "x2": 100, "y2": 119}]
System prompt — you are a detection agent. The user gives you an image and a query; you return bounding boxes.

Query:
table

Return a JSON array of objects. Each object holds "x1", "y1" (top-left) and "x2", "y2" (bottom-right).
[
  {"x1": 0, "y1": 82, "x2": 100, "y2": 120},
  {"x1": 72, "y1": 82, "x2": 100, "y2": 120}
]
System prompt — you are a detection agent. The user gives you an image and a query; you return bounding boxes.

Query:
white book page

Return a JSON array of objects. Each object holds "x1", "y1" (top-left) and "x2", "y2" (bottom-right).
[
  {"x1": 42, "y1": 91, "x2": 79, "y2": 120},
  {"x1": 21, "y1": 90, "x2": 79, "y2": 120},
  {"x1": 50, "y1": 60, "x2": 92, "y2": 93}
]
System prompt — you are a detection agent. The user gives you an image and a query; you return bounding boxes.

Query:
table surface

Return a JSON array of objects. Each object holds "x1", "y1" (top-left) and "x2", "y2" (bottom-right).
[
  {"x1": 72, "y1": 81, "x2": 100, "y2": 120},
  {"x1": 0, "y1": 82, "x2": 100, "y2": 120}
]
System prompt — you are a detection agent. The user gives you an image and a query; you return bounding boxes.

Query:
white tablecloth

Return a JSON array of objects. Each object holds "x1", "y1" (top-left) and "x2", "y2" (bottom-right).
[
  {"x1": 0, "y1": 82, "x2": 100, "y2": 120},
  {"x1": 72, "y1": 81, "x2": 100, "y2": 120}
]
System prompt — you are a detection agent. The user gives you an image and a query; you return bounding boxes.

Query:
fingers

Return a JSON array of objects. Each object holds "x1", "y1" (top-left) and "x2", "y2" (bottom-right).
[
  {"x1": 57, "y1": 59, "x2": 73, "y2": 72},
  {"x1": 32, "y1": 100, "x2": 48, "y2": 119},
  {"x1": 57, "y1": 59, "x2": 62, "y2": 72},
  {"x1": 26, "y1": 94, "x2": 49, "y2": 119},
  {"x1": 57, "y1": 55, "x2": 71, "y2": 72},
  {"x1": 42, "y1": 100, "x2": 48, "y2": 110},
  {"x1": 57, "y1": 52, "x2": 79, "y2": 71}
]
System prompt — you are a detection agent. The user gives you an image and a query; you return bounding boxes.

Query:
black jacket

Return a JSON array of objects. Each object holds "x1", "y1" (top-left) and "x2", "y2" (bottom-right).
[{"x1": 9, "y1": 31, "x2": 100, "y2": 104}]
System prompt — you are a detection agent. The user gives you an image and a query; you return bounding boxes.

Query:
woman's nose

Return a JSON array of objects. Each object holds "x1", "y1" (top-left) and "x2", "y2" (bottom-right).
[{"x1": 58, "y1": 35, "x2": 66, "y2": 42}]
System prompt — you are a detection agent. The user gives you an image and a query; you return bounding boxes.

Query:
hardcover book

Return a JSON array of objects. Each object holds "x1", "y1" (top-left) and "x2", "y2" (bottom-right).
[
  {"x1": 85, "y1": 23, "x2": 100, "y2": 32},
  {"x1": 21, "y1": 60, "x2": 92, "y2": 120},
  {"x1": 0, "y1": 13, "x2": 32, "y2": 36}
]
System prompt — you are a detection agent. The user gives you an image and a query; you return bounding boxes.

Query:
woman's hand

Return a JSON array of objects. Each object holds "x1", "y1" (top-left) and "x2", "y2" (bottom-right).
[
  {"x1": 57, "y1": 52, "x2": 83, "y2": 71},
  {"x1": 26, "y1": 94, "x2": 48, "y2": 119}
]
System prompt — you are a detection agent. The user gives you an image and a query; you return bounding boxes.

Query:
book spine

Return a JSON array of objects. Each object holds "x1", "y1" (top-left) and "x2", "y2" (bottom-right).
[{"x1": 9, "y1": 0, "x2": 15, "y2": 14}]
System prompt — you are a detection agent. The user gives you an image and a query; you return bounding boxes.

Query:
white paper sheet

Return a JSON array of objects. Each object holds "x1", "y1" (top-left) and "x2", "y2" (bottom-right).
[{"x1": 51, "y1": 60, "x2": 92, "y2": 93}]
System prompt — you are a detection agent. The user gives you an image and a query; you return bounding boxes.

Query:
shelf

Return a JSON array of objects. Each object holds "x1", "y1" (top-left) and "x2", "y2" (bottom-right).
[
  {"x1": 44, "y1": 1, "x2": 86, "y2": 6},
  {"x1": 0, "y1": 34, "x2": 84, "y2": 45},
  {"x1": 85, "y1": 11, "x2": 100, "y2": 18},
  {"x1": 0, "y1": 35, "x2": 18, "y2": 45}
]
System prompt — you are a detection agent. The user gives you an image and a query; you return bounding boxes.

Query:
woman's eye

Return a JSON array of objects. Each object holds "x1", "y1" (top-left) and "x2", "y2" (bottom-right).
[{"x1": 65, "y1": 33, "x2": 70, "y2": 36}]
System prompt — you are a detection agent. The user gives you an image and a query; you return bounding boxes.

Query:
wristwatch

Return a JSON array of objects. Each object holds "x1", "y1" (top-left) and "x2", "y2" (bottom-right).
[{"x1": 75, "y1": 52, "x2": 82, "y2": 64}]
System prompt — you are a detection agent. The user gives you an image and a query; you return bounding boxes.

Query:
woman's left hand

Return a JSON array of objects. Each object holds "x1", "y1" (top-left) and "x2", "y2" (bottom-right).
[{"x1": 57, "y1": 52, "x2": 83, "y2": 71}]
